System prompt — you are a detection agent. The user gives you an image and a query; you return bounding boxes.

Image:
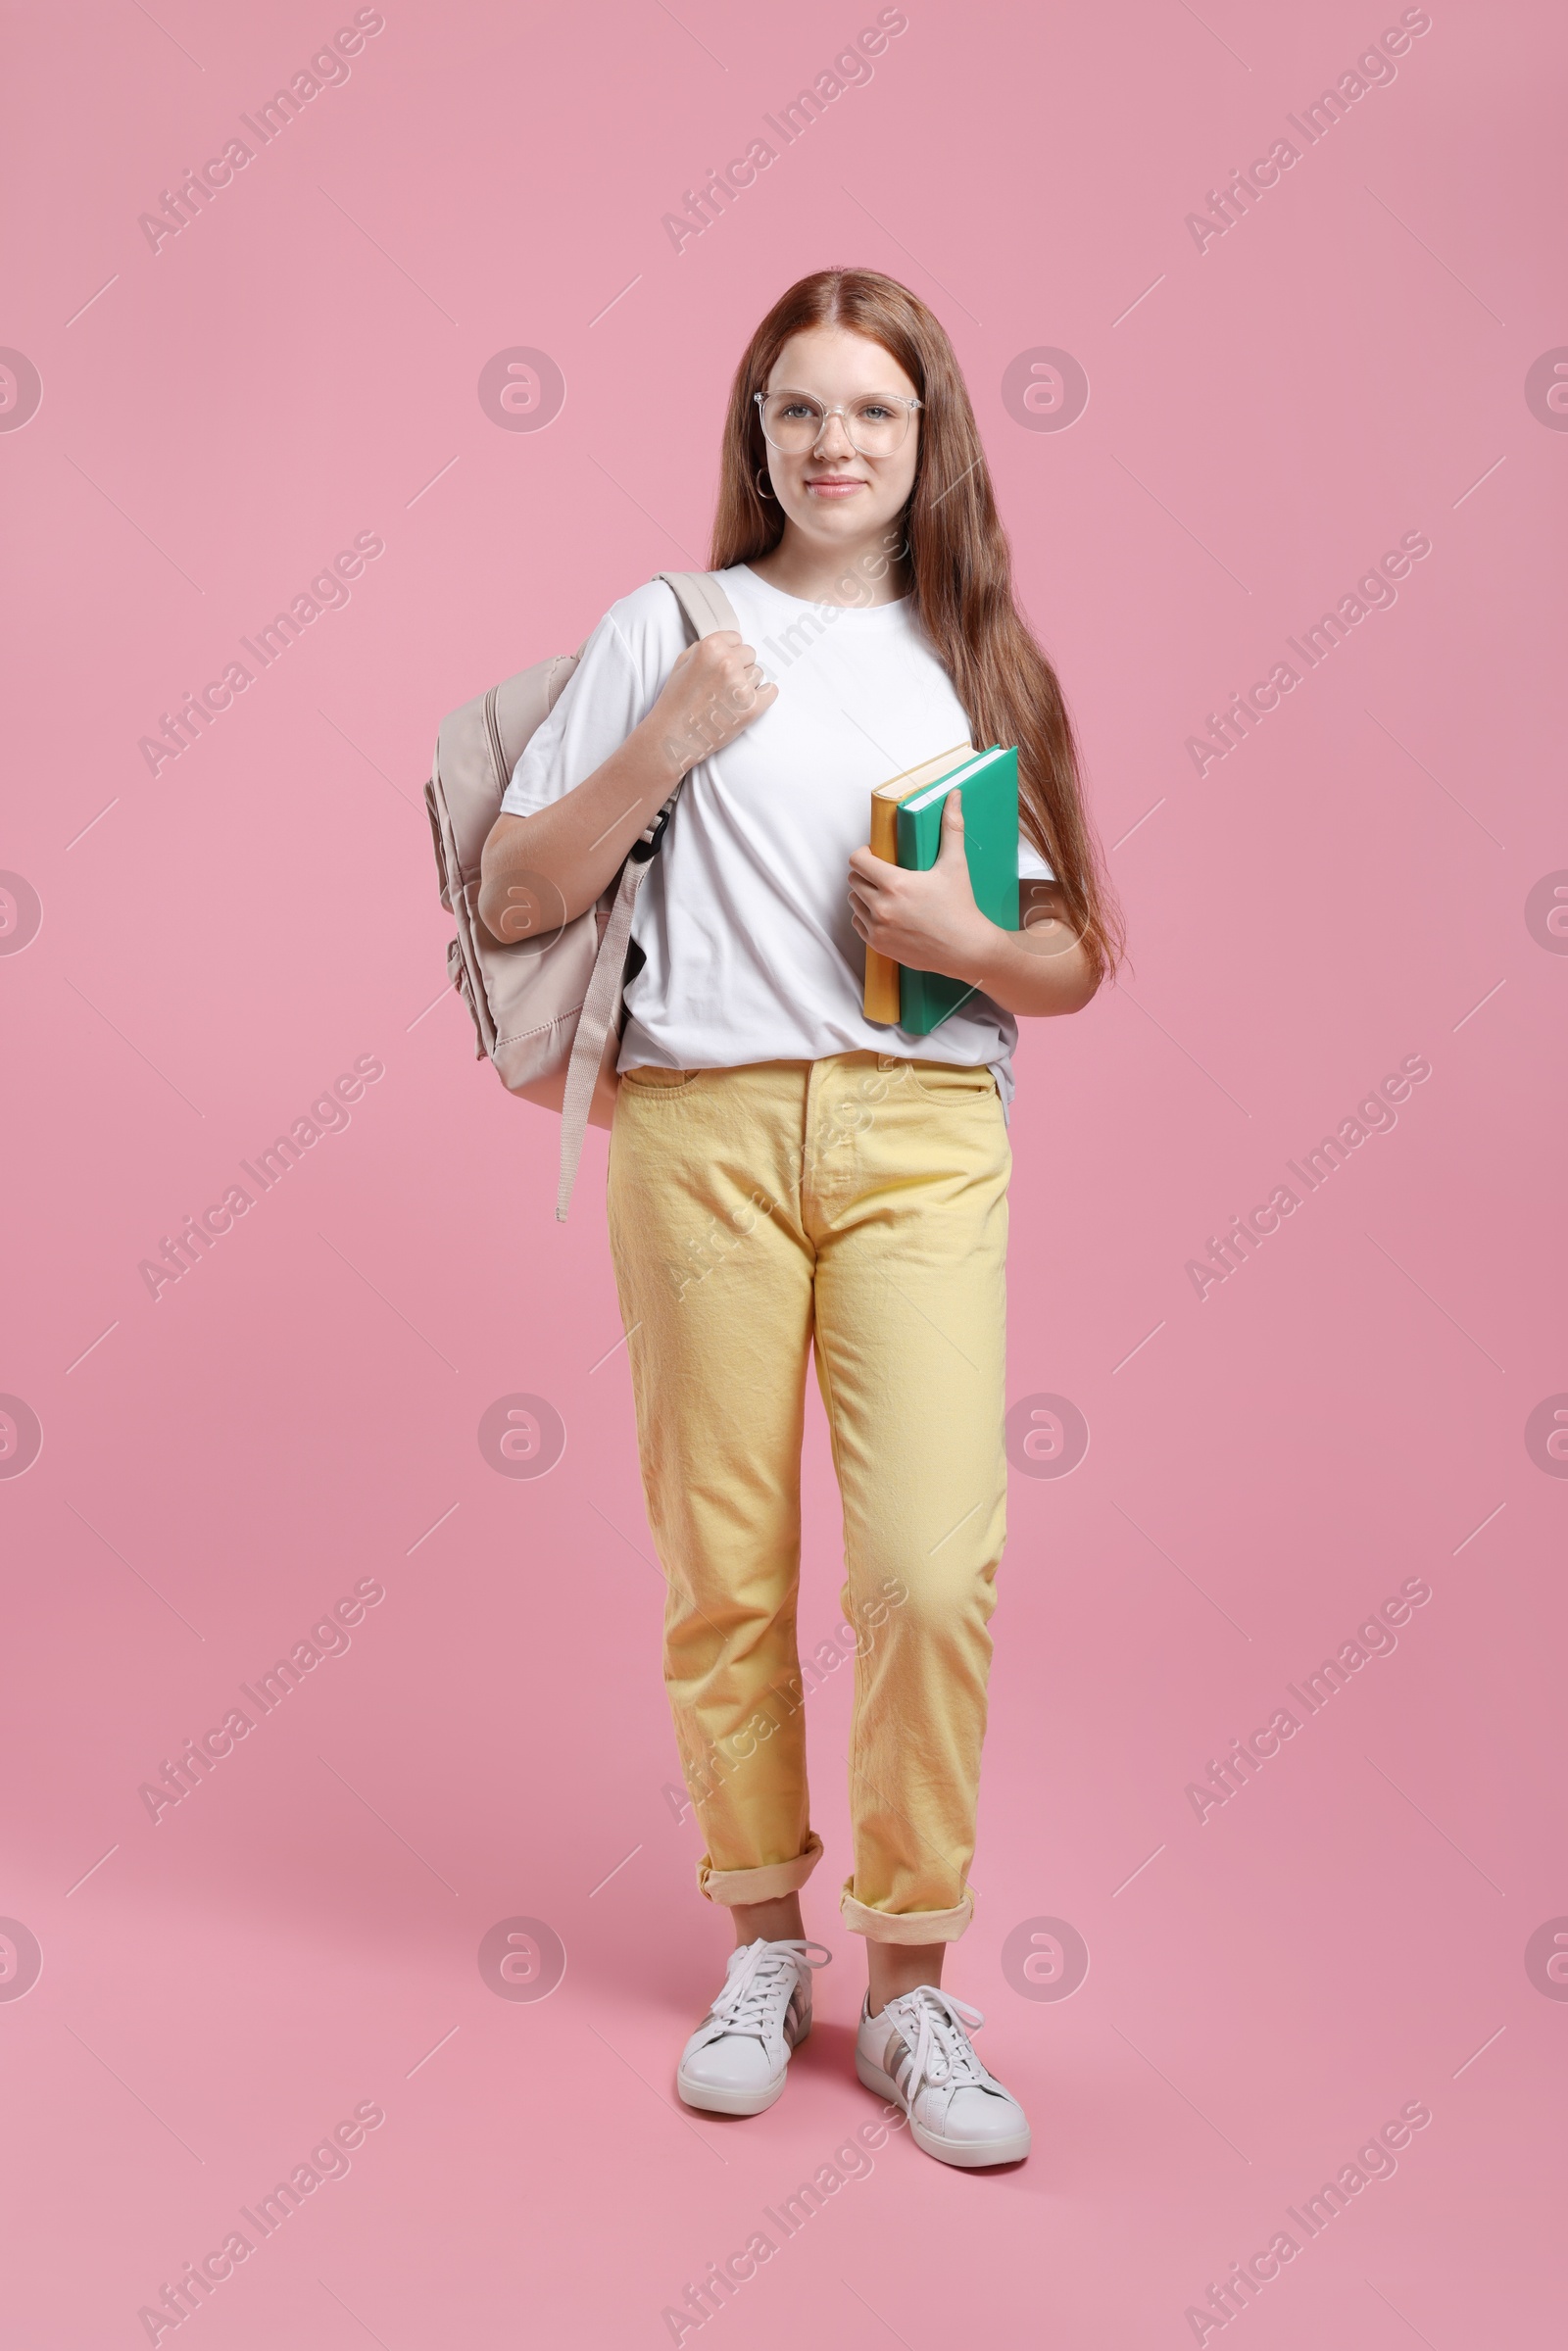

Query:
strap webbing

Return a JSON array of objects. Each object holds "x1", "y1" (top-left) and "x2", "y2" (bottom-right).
[
  {"x1": 554, "y1": 570, "x2": 738, "y2": 1221},
  {"x1": 554, "y1": 855, "x2": 646, "y2": 1218}
]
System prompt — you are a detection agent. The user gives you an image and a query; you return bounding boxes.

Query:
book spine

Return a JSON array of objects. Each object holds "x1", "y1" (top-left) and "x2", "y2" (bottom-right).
[
  {"x1": 896, "y1": 798, "x2": 937, "y2": 1035},
  {"x1": 863, "y1": 792, "x2": 903, "y2": 1024},
  {"x1": 900, "y1": 968, "x2": 937, "y2": 1035}
]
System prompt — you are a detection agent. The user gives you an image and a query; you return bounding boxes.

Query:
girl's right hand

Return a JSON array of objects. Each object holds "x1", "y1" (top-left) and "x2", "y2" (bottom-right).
[{"x1": 648, "y1": 630, "x2": 778, "y2": 776}]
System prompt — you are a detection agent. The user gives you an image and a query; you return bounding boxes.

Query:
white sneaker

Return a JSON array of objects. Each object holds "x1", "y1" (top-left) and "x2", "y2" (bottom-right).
[
  {"x1": 857, "y1": 1984, "x2": 1031, "y2": 2167},
  {"x1": 676, "y1": 1938, "x2": 832, "y2": 2116}
]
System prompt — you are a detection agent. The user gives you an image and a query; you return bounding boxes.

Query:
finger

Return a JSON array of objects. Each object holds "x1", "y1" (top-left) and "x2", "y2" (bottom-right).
[
  {"x1": 937, "y1": 791, "x2": 966, "y2": 857},
  {"x1": 720, "y1": 679, "x2": 774, "y2": 729}
]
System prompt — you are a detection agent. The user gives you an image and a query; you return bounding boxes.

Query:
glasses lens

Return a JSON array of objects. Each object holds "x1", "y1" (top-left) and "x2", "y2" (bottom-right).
[
  {"x1": 760, "y1": 393, "x2": 825, "y2": 452},
  {"x1": 845, "y1": 397, "x2": 909, "y2": 454},
  {"x1": 759, "y1": 393, "x2": 912, "y2": 454}
]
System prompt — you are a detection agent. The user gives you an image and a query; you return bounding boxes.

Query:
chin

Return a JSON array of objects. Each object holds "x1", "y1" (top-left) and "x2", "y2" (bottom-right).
[{"x1": 802, "y1": 501, "x2": 884, "y2": 531}]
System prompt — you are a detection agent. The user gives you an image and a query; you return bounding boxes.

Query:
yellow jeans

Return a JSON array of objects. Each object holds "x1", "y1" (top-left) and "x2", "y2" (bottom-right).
[{"x1": 606, "y1": 1051, "x2": 1011, "y2": 1943}]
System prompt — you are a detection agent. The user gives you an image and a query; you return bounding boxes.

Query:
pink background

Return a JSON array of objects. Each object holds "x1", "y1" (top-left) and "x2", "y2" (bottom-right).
[{"x1": 3, "y1": 1, "x2": 1564, "y2": 2343}]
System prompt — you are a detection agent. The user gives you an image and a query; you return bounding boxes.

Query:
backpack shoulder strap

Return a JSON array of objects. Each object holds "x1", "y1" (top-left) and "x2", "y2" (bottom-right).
[
  {"x1": 656, "y1": 569, "x2": 741, "y2": 641},
  {"x1": 553, "y1": 571, "x2": 737, "y2": 1222},
  {"x1": 632, "y1": 568, "x2": 741, "y2": 857}
]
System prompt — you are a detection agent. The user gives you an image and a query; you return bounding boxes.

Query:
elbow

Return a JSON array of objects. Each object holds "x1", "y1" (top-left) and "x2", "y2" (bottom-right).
[
  {"x1": 475, "y1": 854, "x2": 507, "y2": 943},
  {"x1": 1018, "y1": 983, "x2": 1095, "y2": 1021},
  {"x1": 1056, "y1": 963, "x2": 1102, "y2": 1016},
  {"x1": 476, "y1": 825, "x2": 584, "y2": 942},
  {"x1": 1049, "y1": 927, "x2": 1105, "y2": 1015},
  {"x1": 1009, "y1": 936, "x2": 1101, "y2": 1019},
  {"x1": 476, "y1": 813, "x2": 540, "y2": 942}
]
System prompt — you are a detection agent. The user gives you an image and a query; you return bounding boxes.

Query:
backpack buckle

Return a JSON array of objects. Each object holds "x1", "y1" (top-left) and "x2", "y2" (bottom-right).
[{"x1": 630, "y1": 801, "x2": 674, "y2": 862}]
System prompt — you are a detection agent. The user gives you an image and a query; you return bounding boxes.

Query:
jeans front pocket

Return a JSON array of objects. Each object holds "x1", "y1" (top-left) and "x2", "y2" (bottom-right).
[
  {"x1": 906, "y1": 1059, "x2": 999, "y2": 1104},
  {"x1": 619, "y1": 1064, "x2": 704, "y2": 1094}
]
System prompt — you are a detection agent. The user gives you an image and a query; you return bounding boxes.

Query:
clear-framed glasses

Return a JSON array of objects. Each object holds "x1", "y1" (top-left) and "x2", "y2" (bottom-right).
[{"x1": 754, "y1": 388, "x2": 921, "y2": 458}]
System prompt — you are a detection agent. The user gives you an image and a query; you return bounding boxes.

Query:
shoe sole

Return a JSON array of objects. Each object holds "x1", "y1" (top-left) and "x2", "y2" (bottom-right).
[
  {"x1": 855, "y1": 2048, "x2": 1031, "y2": 2168},
  {"x1": 676, "y1": 2022, "x2": 809, "y2": 2117}
]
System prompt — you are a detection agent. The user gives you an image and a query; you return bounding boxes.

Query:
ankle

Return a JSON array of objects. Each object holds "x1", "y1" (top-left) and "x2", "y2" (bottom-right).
[
  {"x1": 730, "y1": 1895, "x2": 805, "y2": 1947},
  {"x1": 866, "y1": 1942, "x2": 946, "y2": 2015}
]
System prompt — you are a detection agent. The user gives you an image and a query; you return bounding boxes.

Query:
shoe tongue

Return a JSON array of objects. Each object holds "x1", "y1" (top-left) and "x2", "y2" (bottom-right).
[
  {"x1": 891, "y1": 1984, "x2": 943, "y2": 2018},
  {"x1": 892, "y1": 1988, "x2": 981, "y2": 2081},
  {"x1": 726, "y1": 1940, "x2": 790, "y2": 1997}
]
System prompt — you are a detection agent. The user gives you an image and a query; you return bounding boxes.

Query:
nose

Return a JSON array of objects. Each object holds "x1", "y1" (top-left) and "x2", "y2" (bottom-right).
[{"x1": 811, "y1": 410, "x2": 858, "y2": 462}]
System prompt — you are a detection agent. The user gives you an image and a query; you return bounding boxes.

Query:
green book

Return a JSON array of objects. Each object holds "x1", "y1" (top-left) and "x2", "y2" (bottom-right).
[{"x1": 894, "y1": 744, "x2": 1019, "y2": 1036}]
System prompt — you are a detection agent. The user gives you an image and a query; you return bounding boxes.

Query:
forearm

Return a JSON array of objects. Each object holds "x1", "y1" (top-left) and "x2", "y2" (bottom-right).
[
  {"x1": 957, "y1": 919, "x2": 1100, "y2": 1018},
  {"x1": 849, "y1": 812, "x2": 1102, "y2": 1024},
  {"x1": 476, "y1": 716, "x2": 682, "y2": 937}
]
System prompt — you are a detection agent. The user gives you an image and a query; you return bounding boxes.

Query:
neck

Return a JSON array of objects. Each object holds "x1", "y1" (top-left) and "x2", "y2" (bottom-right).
[{"x1": 750, "y1": 520, "x2": 910, "y2": 608}]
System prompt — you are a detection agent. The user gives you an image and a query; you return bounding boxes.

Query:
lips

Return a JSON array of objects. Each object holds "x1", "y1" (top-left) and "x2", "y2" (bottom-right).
[{"x1": 805, "y1": 476, "x2": 867, "y2": 496}]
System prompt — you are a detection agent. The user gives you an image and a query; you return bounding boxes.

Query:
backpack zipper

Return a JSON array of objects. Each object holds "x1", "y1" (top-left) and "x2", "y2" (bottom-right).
[{"x1": 482, "y1": 684, "x2": 508, "y2": 794}]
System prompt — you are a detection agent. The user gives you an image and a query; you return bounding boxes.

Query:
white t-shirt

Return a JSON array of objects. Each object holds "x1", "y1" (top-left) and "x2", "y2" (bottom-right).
[{"x1": 500, "y1": 563, "x2": 1054, "y2": 1116}]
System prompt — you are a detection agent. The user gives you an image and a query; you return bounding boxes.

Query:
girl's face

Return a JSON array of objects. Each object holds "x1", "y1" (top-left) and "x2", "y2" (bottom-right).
[{"x1": 760, "y1": 325, "x2": 920, "y2": 560}]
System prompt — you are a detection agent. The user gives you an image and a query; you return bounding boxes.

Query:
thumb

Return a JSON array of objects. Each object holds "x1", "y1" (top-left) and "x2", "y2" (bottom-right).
[{"x1": 937, "y1": 788, "x2": 966, "y2": 858}]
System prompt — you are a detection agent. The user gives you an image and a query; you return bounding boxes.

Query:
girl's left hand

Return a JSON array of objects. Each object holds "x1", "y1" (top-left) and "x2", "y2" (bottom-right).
[{"x1": 847, "y1": 791, "x2": 993, "y2": 982}]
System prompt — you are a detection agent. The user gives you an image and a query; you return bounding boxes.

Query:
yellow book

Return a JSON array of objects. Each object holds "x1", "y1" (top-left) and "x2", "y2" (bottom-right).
[{"x1": 862, "y1": 743, "x2": 974, "y2": 1022}]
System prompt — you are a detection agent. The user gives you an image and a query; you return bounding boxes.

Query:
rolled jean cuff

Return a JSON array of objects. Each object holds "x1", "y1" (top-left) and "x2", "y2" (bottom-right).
[
  {"x1": 697, "y1": 1832, "x2": 824, "y2": 1907},
  {"x1": 840, "y1": 1881, "x2": 974, "y2": 1943}
]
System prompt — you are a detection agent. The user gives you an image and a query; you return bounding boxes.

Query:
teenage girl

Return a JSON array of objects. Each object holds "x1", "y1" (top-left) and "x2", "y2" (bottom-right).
[{"x1": 478, "y1": 269, "x2": 1119, "y2": 2169}]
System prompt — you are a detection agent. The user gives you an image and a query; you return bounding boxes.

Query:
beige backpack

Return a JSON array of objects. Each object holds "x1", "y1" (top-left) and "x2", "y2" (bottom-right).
[{"x1": 423, "y1": 571, "x2": 738, "y2": 1220}]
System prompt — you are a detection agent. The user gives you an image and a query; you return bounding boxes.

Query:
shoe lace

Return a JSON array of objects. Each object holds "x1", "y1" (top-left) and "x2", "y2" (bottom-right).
[
  {"x1": 709, "y1": 1939, "x2": 832, "y2": 2052},
  {"x1": 888, "y1": 1986, "x2": 989, "y2": 2099}
]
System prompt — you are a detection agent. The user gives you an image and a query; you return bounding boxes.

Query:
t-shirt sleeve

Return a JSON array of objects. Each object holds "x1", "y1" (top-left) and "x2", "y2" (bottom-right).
[
  {"x1": 1018, "y1": 836, "x2": 1056, "y2": 883},
  {"x1": 499, "y1": 612, "x2": 651, "y2": 818}
]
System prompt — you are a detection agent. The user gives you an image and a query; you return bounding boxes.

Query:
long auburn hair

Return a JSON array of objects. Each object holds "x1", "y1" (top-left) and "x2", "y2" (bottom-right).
[{"x1": 711, "y1": 269, "x2": 1122, "y2": 981}]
